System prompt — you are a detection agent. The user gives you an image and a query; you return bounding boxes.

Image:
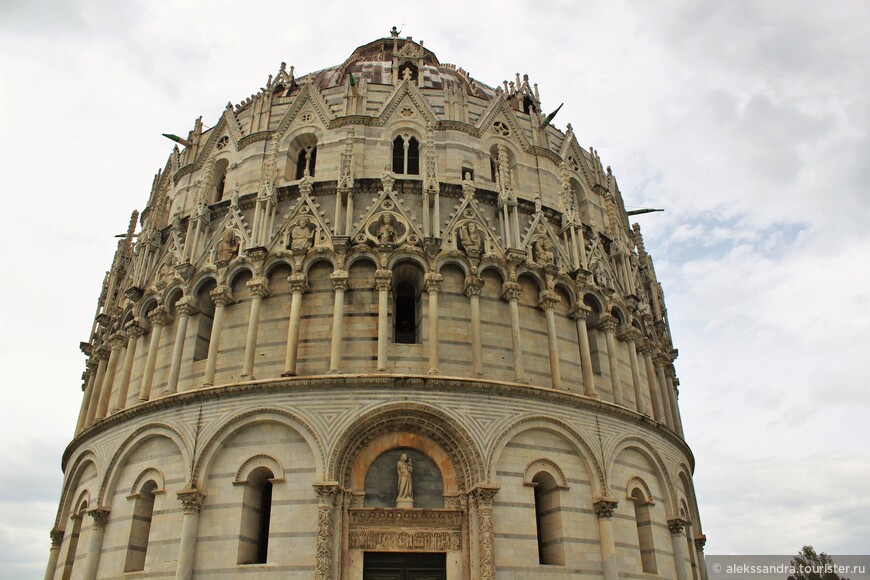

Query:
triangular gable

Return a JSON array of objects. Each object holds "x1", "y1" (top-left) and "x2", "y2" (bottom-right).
[
  {"x1": 520, "y1": 212, "x2": 569, "y2": 270},
  {"x1": 349, "y1": 177, "x2": 425, "y2": 246},
  {"x1": 267, "y1": 182, "x2": 333, "y2": 253},
  {"x1": 559, "y1": 126, "x2": 597, "y2": 192},
  {"x1": 586, "y1": 235, "x2": 622, "y2": 292},
  {"x1": 475, "y1": 95, "x2": 532, "y2": 152},
  {"x1": 440, "y1": 193, "x2": 504, "y2": 256},
  {"x1": 272, "y1": 82, "x2": 334, "y2": 142},
  {"x1": 378, "y1": 78, "x2": 438, "y2": 125},
  {"x1": 193, "y1": 206, "x2": 252, "y2": 268}
]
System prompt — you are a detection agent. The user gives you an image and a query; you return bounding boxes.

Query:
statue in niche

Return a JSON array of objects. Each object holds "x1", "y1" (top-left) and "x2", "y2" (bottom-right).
[
  {"x1": 458, "y1": 222, "x2": 483, "y2": 254},
  {"x1": 216, "y1": 231, "x2": 239, "y2": 265},
  {"x1": 397, "y1": 454, "x2": 414, "y2": 503},
  {"x1": 534, "y1": 237, "x2": 556, "y2": 267},
  {"x1": 377, "y1": 214, "x2": 398, "y2": 244},
  {"x1": 289, "y1": 216, "x2": 315, "y2": 252},
  {"x1": 159, "y1": 255, "x2": 178, "y2": 283}
]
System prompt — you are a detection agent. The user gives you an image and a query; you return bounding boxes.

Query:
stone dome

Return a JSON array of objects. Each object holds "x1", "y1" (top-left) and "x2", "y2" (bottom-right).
[{"x1": 46, "y1": 33, "x2": 707, "y2": 580}]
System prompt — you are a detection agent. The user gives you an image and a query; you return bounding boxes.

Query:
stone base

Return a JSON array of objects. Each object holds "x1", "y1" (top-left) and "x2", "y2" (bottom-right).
[{"x1": 396, "y1": 498, "x2": 414, "y2": 510}]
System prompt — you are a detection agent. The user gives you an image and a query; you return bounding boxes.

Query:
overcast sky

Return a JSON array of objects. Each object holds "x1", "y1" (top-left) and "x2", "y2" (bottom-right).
[{"x1": 1, "y1": 1, "x2": 868, "y2": 577}]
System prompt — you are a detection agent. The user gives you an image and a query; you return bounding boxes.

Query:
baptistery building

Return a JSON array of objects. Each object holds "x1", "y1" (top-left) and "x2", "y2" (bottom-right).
[{"x1": 47, "y1": 32, "x2": 707, "y2": 580}]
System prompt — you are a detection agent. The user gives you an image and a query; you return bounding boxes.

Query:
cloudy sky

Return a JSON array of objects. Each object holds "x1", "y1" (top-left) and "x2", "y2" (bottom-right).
[{"x1": 1, "y1": 0, "x2": 868, "y2": 576}]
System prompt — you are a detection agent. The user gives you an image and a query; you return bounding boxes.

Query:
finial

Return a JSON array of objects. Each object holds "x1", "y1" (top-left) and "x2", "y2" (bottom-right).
[{"x1": 390, "y1": 26, "x2": 399, "y2": 38}]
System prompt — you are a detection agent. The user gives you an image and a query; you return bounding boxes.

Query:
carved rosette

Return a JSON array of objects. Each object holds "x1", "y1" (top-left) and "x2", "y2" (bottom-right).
[
  {"x1": 593, "y1": 498, "x2": 618, "y2": 519},
  {"x1": 177, "y1": 489, "x2": 206, "y2": 514},
  {"x1": 313, "y1": 484, "x2": 339, "y2": 580},
  {"x1": 87, "y1": 508, "x2": 110, "y2": 529}
]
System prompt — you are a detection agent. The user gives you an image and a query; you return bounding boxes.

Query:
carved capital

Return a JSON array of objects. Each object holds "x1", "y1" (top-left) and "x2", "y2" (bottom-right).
[
  {"x1": 331, "y1": 271, "x2": 349, "y2": 292},
  {"x1": 147, "y1": 305, "x2": 170, "y2": 326},
  {"x1": 568, "y1": 303, "x2": 592, "y2": 321},
  {"x1": 313, "y1": 482, "x2": 340, "y2": 506},
  {"x1": 668, "y1": 517, "x2": 689, "y2": 535},
  {"x1": 247, "y1": 277, "x2": 270, "y2": 298},
  {"x1": 637, "y1": 339, "x2": 657, "y2": 356},
  {"x1": 539, "y1": 290, "x2": 560, "y2": 311},
  {"x1": 501, "y1": 281, "x2": 522, "y2": 303},
  {"x1": 464, "y1": 276, "x2": 484, "y2": 298},
  {"x1": 694, "y1": 534, "x2": 707, "y2": 551},
  {"x1": 424, "y1": 273, "x2": 443, "y2": 294},
  {"x1": 174, "y1": 297, "x2": 199, "y2": 317},
  {"x1": 288, "y1": 273, "x2": 308, "y2": 294},
  {"x1": 617, "y1": 326, "x2": 641, "y2": 343},
  {"x1": 87, "y1": 508, "x2": 110, "y2": 529},
  {"x1": 124, "y1": 319, "x2": 145, "y2": 338},
  {"x1": 375, "y1": 269, "x2": 392, "y2": 292},
  {"x1": 593, "y1": 498, "x2": 618, "y2": 519},
  {"x1": 210, "y1": 285, "x2": 234, "y2": 306},
  {"x1": 471, "y1": 485, "x2": 499, "y2": 508},
  {"x1": 50, "y1": 528, "x2": 64, "y2": 547},
  {"x1": 94, "y1": 344, "x2": 111, "y2": 361},
  {"x1": 109, "y1": 332, "x2": 127, "y2": 349},
  {"x1": 595, "y1": 314, "x2": 619, "y2": 333},
  {"x1": 177, "y1": 489, "x2": 206, "y2": 514}
]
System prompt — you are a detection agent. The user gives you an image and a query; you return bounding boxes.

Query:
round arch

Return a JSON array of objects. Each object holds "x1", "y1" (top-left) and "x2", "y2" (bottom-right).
[
  {"x1": 54, "y1": 451, "x2": 99, "y2": 530},
  {"x1": 605, "y1": 435, "x2": 677, "y2": 517}
]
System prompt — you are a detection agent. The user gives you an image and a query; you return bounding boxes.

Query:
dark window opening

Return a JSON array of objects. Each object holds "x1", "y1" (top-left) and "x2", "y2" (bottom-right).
[
  {"x1": 523, "y1": 94, "x2": 536, "y2": 114},
  {"x1": 215, "y1": 175, "x2": 226, "y2": 202},
  {"x1": 461, "y1": 166, "x2": 474, "y2": 181},
  {"x1": 295, "y1": 146, "x2": 317, "y2": 179},
  {"x1": 238, "y1": 468, "x2": 273, "y2": 565},
  {"x1": 256, "y1": 481, "x2": 272, "y2": 564},
  {"x1": 392, "y1": 136, "x2": 404, "y2": 174},
  {"x1": 406, "y1": 137, "x2": 419, "y2": 175},
  {"x1": 394, "y1": 282, "x2": 416, "y2": 344},
  {"x1": 392, "y1": 136, "x2": 420, "y2": 175},
  {"x1": 490, "y1": 156, "x2": 497, "y2": 182}
]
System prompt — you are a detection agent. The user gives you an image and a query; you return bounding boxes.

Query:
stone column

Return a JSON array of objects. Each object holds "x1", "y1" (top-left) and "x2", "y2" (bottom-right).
[
  {"x1": 618, "y1": 327, "x2": 648, "y2": 415},
  {"x1": 593, "y1": 498, "x2": 619, "y2": 580},
  {"x1": 501, "y1": 282, "x2": 525, "y2": 382},
  {"x1": 242, "y1": 277, "x2": 269, "y2": 379},
  {"x1": 166, "y1": 299, "x2": 195, "y2": 394},
  {"x1": 655, "y1": 354, "x2": 676, "y2": 430},
  {"x1": 668, "y1": 518, "x2": 691, "y2": 580},
  {"x1": 85, "y1": 347, "x2": 109, "y2": 428},
  {"x1": 375, "y1": 270, "x2": 392, "y2": 371},
  {"x1": 175, "y1": 489, "x2": 206, "y2": 580},
  {"x1": 668, "y1": 369, "x2": 686, "y2": 438},
  {"x1": 540, "y1": 290, "x2": 563, "y2": 389},
  {"x1": 112, "y1": 322, "x2": 144, "y2": 412},
  {"x1": 473, "y1": 486, "x2": 499, "y2": 580},
  {"x1": 76, "y1": 361, "x2": 98, "y2": 434},
  {"x1": 694, "y1": 534, "x2": 708, "y2": 580},
  {"x1": 95, "y1": 333, "x2": 124, "y2": 420},
  {"x1": 138, "y1": 306, "x2": 169, "y2": 401},
  {"x1": 425, "y1": 273, "x2": 443, "y2": 374},
  {"x1": 596, "y1": 315, "x2": 624, "y2": 406},
  {"x1": 570, "y1": 305, "x2": 598, "y2": 398},
  {"x1": 464, "y1": 276, "x2": 484, "y2": 376},
  {"x1": 44, "y1": 528, "x2": 64, "y2": 580},
  {"x1": 313, "y1": 483, "x2": 340, "y2": 580},
  {"x1": 282, "y1": 274, "x2": 307, "y2": 376},
  {"x1": 639, "y1": 341, "x2": 665, "y2": 424},
  {"x1": 203, "y1": 286, "x2": 233, "y2": 387},
  {"x1": 328, "y1": 271, "x2": 349, "y2": 373},
  {"x1": 81, "y1": 508, "x2": 109, "y2": 580}
]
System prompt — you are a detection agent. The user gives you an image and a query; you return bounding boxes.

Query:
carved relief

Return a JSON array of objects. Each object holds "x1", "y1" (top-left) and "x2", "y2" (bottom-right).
[{"x1": 350, "y1": 530, "x2": 461, "y2": 551}]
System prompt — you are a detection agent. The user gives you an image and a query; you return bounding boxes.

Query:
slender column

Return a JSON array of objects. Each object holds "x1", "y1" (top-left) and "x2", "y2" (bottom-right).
[
  {"x1": 694, "y1": 535, "x2": 708, "y2": 580},
  {"x1": 375, "y1": 270, "x2": 392, "y2": 371},
  {"x1": 203, "y1": 286, "x2": 233, "y2": 386},
  {"x1": 593, "y1": 499, "x2": 619, "y2": 580},
  {"x1": 81, "y1": 509, "x2": 109, "y2": 580},
  {"x1": 540, "y1": 291, "x2": 563, "y2": 389},
  {"x1": 112, "y1": 322, "x2": 144, "y2": 412},
  {"x1": 328, "y1": 271, "x2": 349, "y2": 373},
  {"x1": 596, "y1": 315, "x2": 624, "y2": 405},
  {"x1": 313, "y1": 483, "x2": 340, "y2": 580},
  {"x1": 473, "y1": 486, "x2": 499, "y2": 580},
  {"x1": 282, "y1": 274, "x2": 307, "y2": 376},
  {"x1": 425, "y1": 273, "x2": 443, "y2": 374},
  {"x1": 655, "y1": 354, "x2": 676, "y2": 430},
  {"x1": 175, "y1": 489, "x2": 206, "y2": 580},
  {"x1": 667, "y1": 368, "x2": 685, "y2": 438},
  {"x1": 464, "y1": 276, "x2": 484, "y2": 376},
  {"x1": 95, "y1": 333, "x2": 124, "y2": 420},
  {"x1": 639, "y1": 341, "x2": 665, "y2": 423},
  {"x1": 75, "y1": 361, "x2": 98, "y2": 435},
  {"x1": 618, "y1": 327, "x2": 648, "y2": 415},
  {"x1": 510, "y1": 206, "x2": 521, "y2": 248},
  {"x1": 85, "y1": 347, "x2": 109, "y2": 428},
  {"x1": 166, "y1": 300, "x2": 196, "y2": 394},
  {"x1": 44, "y1": 528, "x2": 64, "y2": 580},
  {"x1": 242, "y1": 278, "x2": 269, "y2": 379},
  {"x1": 501, "y1": 282, "x2": 525, "y2": 382},
  {"x1": 569, "y1": 305, "x2": 598, "y2": 397},
  {"x1": 668, "y1": 518, "x2": 691, "y2": 580},
  {"x1": 138, "y1": 306, "x2": 169, "y2": 401}
]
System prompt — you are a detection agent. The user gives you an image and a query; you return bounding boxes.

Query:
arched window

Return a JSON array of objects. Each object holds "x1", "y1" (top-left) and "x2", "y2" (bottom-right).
[
  {"x1": 238, "y1": 467, "x2": 274, "y2": 565},
  {"x1": 391, "y1": 135, "x2": 419, "y2": 175},
  {"x1": 124, "y1": 480, "x2": 157, "y2": 572},
  {"x1": 193, "y1": 280, "x2": 216, "y2": 362},
  {"x1": 630, "y1": 487, "x2": 657, "y2": 574},
  {"x1": 213, "y1": 158, "x2": 229, "y2": 203},
  {"x1": 61, "y1": 500, "x2": 88, "y2": 580},
  {"x1": 295, "y1": 145, "x2": 317, "y2": 179},
  {"x1": 394, "y1": 282, "x2": 417, "y2": 344},
  {"x1": 532, "y1": 472, "x2": 565, "y2": 566}
]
